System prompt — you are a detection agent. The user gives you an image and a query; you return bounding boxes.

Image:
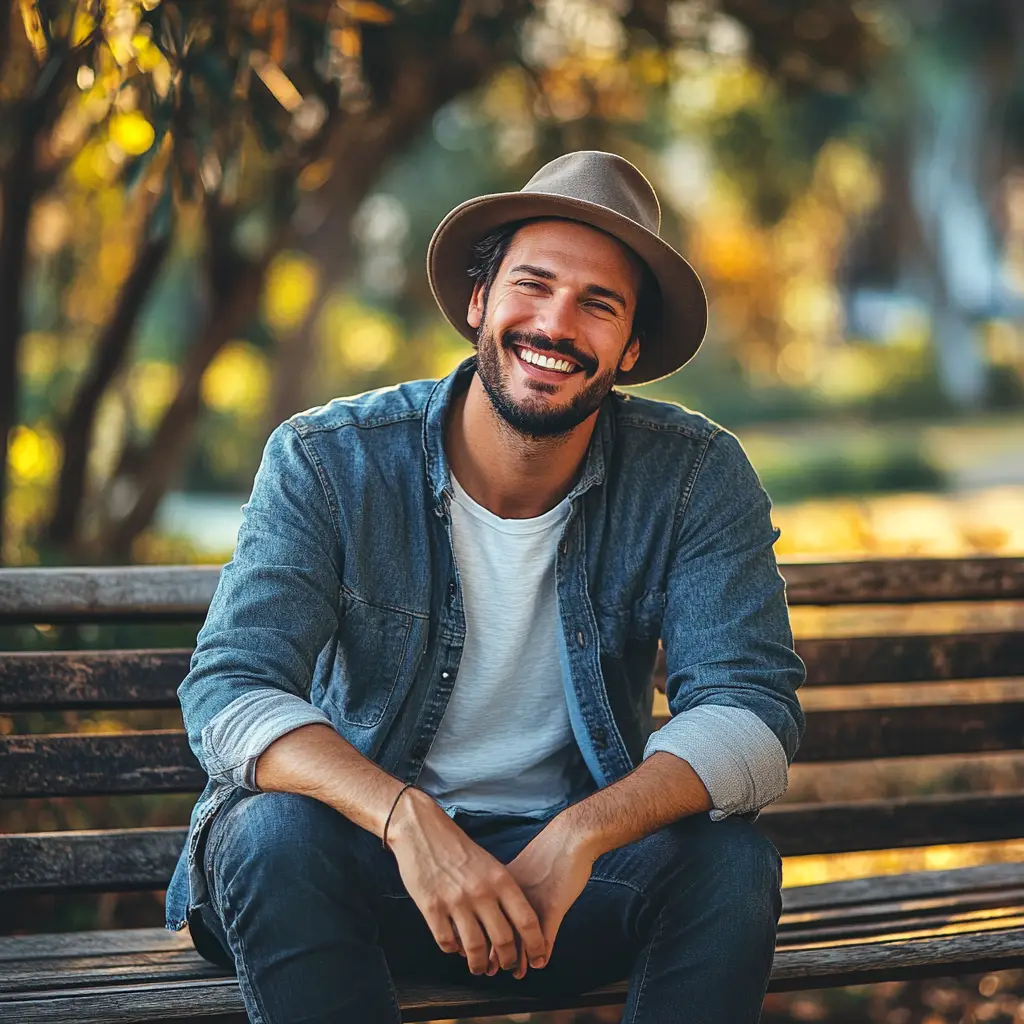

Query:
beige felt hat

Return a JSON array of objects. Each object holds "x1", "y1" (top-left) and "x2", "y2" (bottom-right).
[{"x1": 426, "y1": 150, "x2": 708, "y2": 385}]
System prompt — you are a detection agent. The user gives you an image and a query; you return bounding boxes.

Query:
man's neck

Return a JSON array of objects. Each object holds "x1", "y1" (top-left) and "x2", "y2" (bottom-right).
[{"x1": 444, "y1": 373, "x2": 598, "y2": 519}]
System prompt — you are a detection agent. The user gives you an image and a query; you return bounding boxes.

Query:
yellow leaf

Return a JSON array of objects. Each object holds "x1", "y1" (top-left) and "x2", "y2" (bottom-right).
[
  {"x1": 18, "y1": 0, "x2": 47, "y2": 62},
  {"x1": 250, "y1": 51, "x2": 303, "y2": 112},
  {"x1": 109, "y1": 110, "x2": 156, "y2": 155},
  {"x1": 200, "y1": 342, "x2": 271, "y2": 417},
  {"x1": 70, "y1": 6, "x2": 95, "y2": 46},
  {"x1": 338, "y1": 1, "x2": 394, "y2": 24},
  {"x1": 263, "y1": 252, "x2": 320, "y2": 332}
]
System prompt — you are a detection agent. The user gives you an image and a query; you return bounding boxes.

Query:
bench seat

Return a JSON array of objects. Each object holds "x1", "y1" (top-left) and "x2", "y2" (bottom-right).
[
  {"x1": 4, "y1": 864, "x2": 1024, "y2": 1022},
  {"x1": 3, "y1": 556, "x2": 1023, "y2": 1021}
]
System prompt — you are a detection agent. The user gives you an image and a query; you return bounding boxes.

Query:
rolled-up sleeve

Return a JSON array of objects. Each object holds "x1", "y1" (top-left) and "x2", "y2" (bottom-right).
[
  {"x1": 651, "y1": 427, "x2": 805, "y2": 818},
  {"x1": 178, "y1": 421, "x2": 343, "y2": 790}
]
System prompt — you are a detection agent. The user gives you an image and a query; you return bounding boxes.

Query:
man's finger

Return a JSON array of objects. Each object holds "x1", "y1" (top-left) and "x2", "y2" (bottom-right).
[
  {"x1": 476, "y1": 903, "x2": 519, "y2": 973},
  {"x1": 499, "y1": 886, "x2": 548, "y2": 969},
  {"x1": 452, "y1": 912, "x2": 490, "y2": 976},
  {"x1": 514, "y1": 935, "x2": 528, "y2": 980},
  {"x1": 427, "y1": 914, "x2": 462, "y2": 956}
]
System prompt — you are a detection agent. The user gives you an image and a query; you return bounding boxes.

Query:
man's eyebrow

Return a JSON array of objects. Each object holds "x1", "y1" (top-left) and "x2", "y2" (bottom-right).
[
  {"x1": 509, "y1": 265, "x2": 628, "y2": 310},
  {"x1": 509, "y1": 263, "x2": 555, "y2": 279},
  {"x1": 583, "y1": 284, "x2": 627, "y2": 309}
]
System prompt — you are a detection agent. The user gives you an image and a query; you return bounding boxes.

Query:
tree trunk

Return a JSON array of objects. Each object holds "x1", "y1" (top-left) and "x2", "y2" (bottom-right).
[
  {"x1": 95, "y1": 250, "x2": 272, "y2": 560},
  {"x1": 0, "y1": 117, "x2": 39, "y2": 564},
  {"x1": 45, "y1": 230, "x2": 171, "y2": 556}
]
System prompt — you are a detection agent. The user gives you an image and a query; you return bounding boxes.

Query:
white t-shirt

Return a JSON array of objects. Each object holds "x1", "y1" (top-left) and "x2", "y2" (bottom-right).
[{"x1": 417, "y1": 474, "x2": 577, "y2": 814}]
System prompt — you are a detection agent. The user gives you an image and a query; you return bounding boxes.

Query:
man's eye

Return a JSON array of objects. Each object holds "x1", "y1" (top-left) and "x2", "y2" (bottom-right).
[
  {"x1": 586, "y1": 301, "x2": 615, "y2": 314},
  {"x1": 516, "y1": 280, "x2": 544, "y2": 290}
]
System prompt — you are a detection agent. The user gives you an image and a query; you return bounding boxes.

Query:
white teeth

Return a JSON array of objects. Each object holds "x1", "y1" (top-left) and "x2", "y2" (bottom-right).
[{"x1": 518, "y1": 348, "x2": 575, "y2": 373}]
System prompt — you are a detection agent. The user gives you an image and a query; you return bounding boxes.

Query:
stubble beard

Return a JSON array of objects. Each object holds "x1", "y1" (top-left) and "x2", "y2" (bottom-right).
[{"x1": 475, "y1": 324, "x2": 620, "y2": 441}]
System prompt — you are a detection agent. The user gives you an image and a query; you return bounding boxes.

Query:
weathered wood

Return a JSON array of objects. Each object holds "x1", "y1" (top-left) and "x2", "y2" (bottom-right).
[
  {"x1": 797, "y1": 701, "x2": 1024, "y2": 760},
  {"x1": 1, "y1": 558, "x2": 1021, "y2": 625},
  {"x1": 0, "y1": 828, "x2": 187, "y2": 894},
  {"x1": 762, "y1": 791, "x2": 1024, "y2": 855},
  {"x1": 781, "y1": 861, "x2": 1024, "y2": 912},
  {"x1": 781, "y1": 556, "x2": 1024, "y2": 605},
  {"x1": 0, "y1": 733, "x2": 203, "y2": 798},
  {"x1": 2, "y1": 927, "x2": 1024, "y2": 1022},
  {"x1": 4, "y1": 630, "x2": 1017, "y2": 715},
  {"x1": 797, "y1": 631, "x2": 1024, "y2": 685},
  {"x1": 7, "y1": 794, "x2": 1024, "y2": 896},
  {"x1": 0, "y1": 651, "x2": 190, "y2": 711},
  {"x1": 652, "y1": 701, "x2": 1024, "y2": 761},
  {"x1": 7, "y1": 871, "x2": 1024, "y2": 996},
  {"x1": 0, "y1": 567, "x2": 219, "y2": 623},
  {"x1": 6, "y1": 695, "x2": 1023, "y2": 803},
  {"x1": 0, "y1": 930, "x2": 194, "y2": 962}
]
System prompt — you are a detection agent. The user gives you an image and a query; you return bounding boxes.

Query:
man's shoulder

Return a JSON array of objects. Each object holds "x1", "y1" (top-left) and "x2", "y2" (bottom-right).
[
  {"x1": 285, "y1": 378, "x2": 438, "y2": 438},
  {"x1": 610, "y1": 390, "x2": 722, "y2": 444}
]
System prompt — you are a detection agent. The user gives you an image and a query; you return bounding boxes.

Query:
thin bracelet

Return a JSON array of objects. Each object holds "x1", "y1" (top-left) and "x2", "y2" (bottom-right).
[{"x1": 382, "y1": 783, "x2": 414, "y2": 850}]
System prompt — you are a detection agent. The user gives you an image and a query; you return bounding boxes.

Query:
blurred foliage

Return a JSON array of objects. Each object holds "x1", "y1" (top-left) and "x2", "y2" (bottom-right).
[
  {"x1": 0, "y1": 0, "x2": 898, "y2": 566},
  {"x1": 3, "y1": 1, "x2": 1022, "y2": 569}
]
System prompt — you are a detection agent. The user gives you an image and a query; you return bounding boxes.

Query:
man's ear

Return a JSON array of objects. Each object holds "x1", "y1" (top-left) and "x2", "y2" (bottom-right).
[
  {"x1": 619, "y1": 336, "x2": 641, "y2": 374},
  {"x1": 467, "y1": 281, "x2": 486, "y2": 330}
]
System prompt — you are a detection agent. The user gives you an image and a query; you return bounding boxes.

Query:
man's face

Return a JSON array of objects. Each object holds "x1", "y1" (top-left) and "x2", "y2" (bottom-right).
[{"x1": 467, "y1": 220, "x2": 641, "y2": 439}]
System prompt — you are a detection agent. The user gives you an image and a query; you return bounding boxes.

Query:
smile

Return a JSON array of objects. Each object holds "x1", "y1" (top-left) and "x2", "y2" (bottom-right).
[{"x1": 516, "y1": 347, "x2": 579, "y2": 374}]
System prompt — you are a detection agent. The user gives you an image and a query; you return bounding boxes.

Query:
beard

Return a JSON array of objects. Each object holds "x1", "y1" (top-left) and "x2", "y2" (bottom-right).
[{"x1": 475, "y1": 324, "x2": 621, "y2": 440}]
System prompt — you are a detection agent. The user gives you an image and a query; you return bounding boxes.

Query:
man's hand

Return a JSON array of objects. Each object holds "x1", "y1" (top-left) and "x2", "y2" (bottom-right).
[
  {"x1": 498, "y1": 815, "x2": 594, "y2": 973},
  {"x1": 386, "y1": 787, "x2": 549, "y2": 979}
]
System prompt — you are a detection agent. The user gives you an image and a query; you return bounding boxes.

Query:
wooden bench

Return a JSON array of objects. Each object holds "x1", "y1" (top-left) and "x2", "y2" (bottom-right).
[{"x1": 2, "y1": 556, "x2": 1024, "y2": 1022}]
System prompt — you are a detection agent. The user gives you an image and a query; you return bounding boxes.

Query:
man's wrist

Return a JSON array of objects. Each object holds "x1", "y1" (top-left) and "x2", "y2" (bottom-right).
[
  {"x1": 549, "y1": 804, "x2": 605, "y2": 865},
  {"x1": 385, "y1": 785, "x2": 444, "y2": 850}
]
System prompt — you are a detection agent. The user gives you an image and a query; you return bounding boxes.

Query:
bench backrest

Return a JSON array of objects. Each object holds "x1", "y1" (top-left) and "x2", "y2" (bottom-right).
[{"x1": 1, "y1": 557, "x2": 1023, "y2": 901}]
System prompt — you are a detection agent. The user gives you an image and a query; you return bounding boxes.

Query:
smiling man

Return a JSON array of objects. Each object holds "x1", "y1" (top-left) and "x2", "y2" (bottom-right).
[{"x1": 166, "y1": 151, "x2": 806, "y2": 1024}]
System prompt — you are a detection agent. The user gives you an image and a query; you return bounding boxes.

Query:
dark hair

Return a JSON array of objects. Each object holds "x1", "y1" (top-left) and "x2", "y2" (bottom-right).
[{"x1": 466, "y1": 218, "x2": 662, "y2": 348}]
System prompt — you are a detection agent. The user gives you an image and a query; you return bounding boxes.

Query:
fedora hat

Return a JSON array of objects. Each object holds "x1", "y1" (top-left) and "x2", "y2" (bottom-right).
[{"x1": 426, "y1": 150, "x2": 708, "y2": 385}]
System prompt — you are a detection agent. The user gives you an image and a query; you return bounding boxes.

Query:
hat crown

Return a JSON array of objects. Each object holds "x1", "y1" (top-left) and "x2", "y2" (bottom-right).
[{"x1": 521, "y1": 151, "x2": 661, "y2": 235}]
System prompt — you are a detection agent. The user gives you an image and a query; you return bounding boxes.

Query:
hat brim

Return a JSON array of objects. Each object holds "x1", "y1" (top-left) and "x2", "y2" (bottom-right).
[{"x1": 427, "y1": 191, "x2": 708, "y2": 385}]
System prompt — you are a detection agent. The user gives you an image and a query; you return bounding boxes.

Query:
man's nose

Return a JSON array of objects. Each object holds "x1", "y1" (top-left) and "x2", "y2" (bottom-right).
[{"x1": 532, "y1": 290, "x2": 578, "y2": 344}]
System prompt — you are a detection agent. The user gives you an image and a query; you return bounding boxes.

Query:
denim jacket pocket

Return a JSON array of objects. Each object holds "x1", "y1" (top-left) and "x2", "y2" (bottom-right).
[
  {"x1": 594, "y1": 589, "x2": 665, "y2": 659},
  {"x1": 326, "y1": 588, "x2": 418, "y2": 727}
]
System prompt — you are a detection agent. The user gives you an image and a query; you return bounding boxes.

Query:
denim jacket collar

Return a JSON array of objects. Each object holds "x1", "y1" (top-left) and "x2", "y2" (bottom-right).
[{"x1": 421, "y1": 356, "x2": 611, "y2": 510}]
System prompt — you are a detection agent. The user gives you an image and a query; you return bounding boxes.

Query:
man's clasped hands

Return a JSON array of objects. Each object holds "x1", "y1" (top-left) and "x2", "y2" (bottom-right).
[{"x1": 386, "y1": 786, "x2": 594, "y2": 980}]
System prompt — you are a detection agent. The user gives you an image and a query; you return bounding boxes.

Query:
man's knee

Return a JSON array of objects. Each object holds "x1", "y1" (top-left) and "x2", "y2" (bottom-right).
[
  {"x1": 631, "y1": 815, "x2": 781, "y2": 937},
  {"x1": 205, "y1": 790, "x2": 366, "y2": 905}
]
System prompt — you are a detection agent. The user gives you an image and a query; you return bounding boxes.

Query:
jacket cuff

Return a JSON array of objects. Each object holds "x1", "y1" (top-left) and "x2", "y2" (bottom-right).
[
  {"x1": 200, "y1": 689, "x2": 333, "y2": 790},
  {"x1": 643, "y1": 705, "x2": 789, "y2": 820}
]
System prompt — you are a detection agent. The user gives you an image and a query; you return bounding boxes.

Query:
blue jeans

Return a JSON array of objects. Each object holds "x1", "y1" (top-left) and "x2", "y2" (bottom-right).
[{"x1": 190, "y1": 791, "x2": 781, "y2": 1023}]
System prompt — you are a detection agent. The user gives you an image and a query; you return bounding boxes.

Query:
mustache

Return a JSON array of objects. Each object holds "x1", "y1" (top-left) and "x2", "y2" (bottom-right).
[{"x1": 501, "y1": 330, "x2": 599, "y2": 376}]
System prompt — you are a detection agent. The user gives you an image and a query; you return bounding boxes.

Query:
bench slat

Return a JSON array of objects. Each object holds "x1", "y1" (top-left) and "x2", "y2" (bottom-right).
[
  {"x1": 781, "y1": 556, "x2": 1024, "y2": 605},
  {"x1": 798, "y1": 631, "x2": 1024, "y2": 686},
  {"x1": 6, "y1": 699, "x2": 1024, "y2": 799},
  {"x1": 1, "y1": 558, "x2": 1022, "y2": 624},
  {"x1": 2, "y1": 927, "x2": 1024, "y2": 1022},
  {"x1": 4, "y1": 794, "x2": 1024, "y2": 894},
  {"x1": 0, "y1": 733, "x2": 203, "y2": 798},
  {"x1": 0, "y1": 568, "x2": 218, "y2": 623},
  {"x1": 761, "y1": 791, "x2": 1024, "y2": 854},
  {"x1": 4, "y1": 632, "x2": 1022, "y2": 713},
  {"x1": 794, "y1": 701, "x2": 1024, "y2": 761},
  {"x1": 0, "y1": 651, "x2": 191, "y2": 711}
]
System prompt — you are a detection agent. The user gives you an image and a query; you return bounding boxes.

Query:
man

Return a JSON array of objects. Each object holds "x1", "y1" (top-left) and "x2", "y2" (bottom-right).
[{"x1": 165, "y1": 151, "x2": 805, "y2": 1023}]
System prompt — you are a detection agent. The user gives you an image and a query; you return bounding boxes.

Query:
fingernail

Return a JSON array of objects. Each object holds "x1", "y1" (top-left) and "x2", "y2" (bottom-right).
[{"x1": 530, "y1": 957, "x2": 546, "y2": 969}]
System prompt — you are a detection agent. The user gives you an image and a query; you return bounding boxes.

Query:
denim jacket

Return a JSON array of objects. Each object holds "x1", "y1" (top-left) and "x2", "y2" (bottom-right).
[{"x1": 165, "y1": 357, "x2": 805, "y2": 931}]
